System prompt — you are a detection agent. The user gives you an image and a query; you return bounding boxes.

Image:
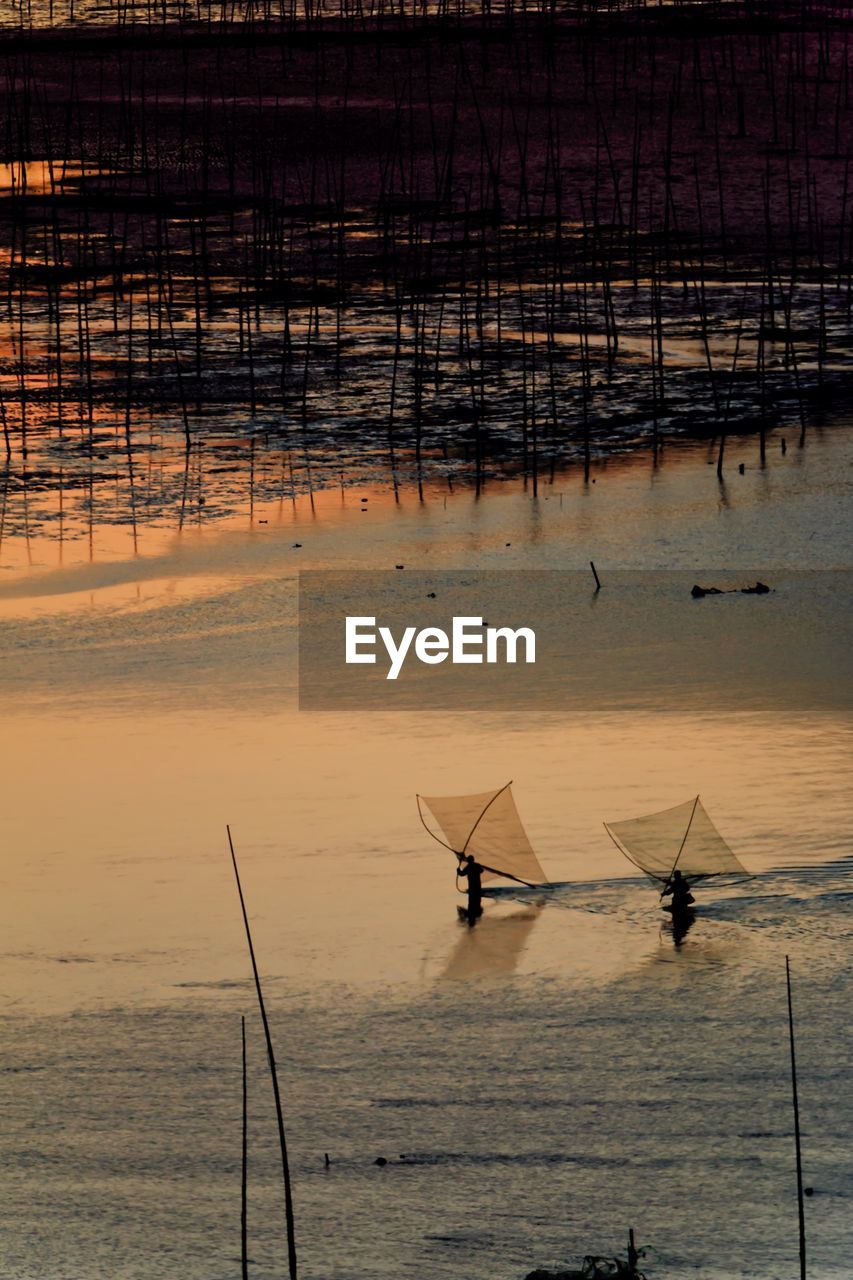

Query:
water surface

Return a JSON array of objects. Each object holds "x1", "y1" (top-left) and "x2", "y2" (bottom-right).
[{"x1": 1, "y1": 426, "x2": 850, "y2": 1279}]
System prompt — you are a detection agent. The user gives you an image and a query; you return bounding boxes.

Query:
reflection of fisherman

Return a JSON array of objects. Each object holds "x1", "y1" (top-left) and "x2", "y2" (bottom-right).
[
  {"x1": 661, "y1": 868, "x2": 695, "y2": 912},
  {"x1": 456, "y1": 853, "x2": 484, "y2": 925}
]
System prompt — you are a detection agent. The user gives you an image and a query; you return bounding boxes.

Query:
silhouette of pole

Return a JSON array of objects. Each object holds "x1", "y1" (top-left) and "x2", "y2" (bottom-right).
[
  {"x1": 785, "y1": 955, "x2": 806, "y2": 1280},
  {"x1": 228, "y1": 825, "x2": 298, "y2": 1280},
  {"x1": 241, "y1": 1014, "x2": 249, "y2": 1280}
]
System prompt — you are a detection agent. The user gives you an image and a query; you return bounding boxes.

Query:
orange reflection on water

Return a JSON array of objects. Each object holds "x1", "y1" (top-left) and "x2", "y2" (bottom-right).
[
  {"x1": 0, "y1": 160, "x2": 101, "y2": 195},
  {"x1": 0, "y1": 697, "x2": 848, "y2": 1015}
]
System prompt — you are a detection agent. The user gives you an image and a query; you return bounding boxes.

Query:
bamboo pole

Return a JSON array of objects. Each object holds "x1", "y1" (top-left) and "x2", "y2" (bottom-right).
[
  {"x1": 227, "y1": 826, "x2": 298, "y2": 1280},
  {"x1": 241, "y1": 1014, "x2": 249, "y2": 1280},
  {"x1": 785, "y1": 955, "x2": 807, "y2": 1280}
]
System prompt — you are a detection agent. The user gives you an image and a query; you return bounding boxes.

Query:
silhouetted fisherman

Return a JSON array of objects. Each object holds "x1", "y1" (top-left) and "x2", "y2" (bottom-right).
[
  {"x1": 661, "y1": 868, "x2": 695, "y2": 913},
  {"x1": 456, "y1": 853, "x2": 484, "y2": 925}
]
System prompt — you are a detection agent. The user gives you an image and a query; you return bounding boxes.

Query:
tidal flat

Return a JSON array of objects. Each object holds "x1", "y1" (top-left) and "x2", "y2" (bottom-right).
[
  {"x1": 2, "y1": 2, "x2": 853, "y2": 544},
  {"x1": 0, "y1": 5, "x2": 851, "y2": 1279}
]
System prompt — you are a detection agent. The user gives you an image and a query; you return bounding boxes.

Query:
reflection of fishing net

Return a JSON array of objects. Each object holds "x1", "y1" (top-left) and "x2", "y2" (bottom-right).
[
  {"x1": 418, "y1": 783, "x2": 548, "y2": 885},
  {"x1": 442, "y1": 908, "x2": 542, "y2": 979},
  {"x1": 604, "y1": 796, "x2": 750, "y2": 887}
]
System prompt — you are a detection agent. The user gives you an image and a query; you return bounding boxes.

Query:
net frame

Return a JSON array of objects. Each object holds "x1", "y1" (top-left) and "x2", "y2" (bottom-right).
[
  {"x1": 417, "y1": 782, "x2": 550, "y2": 888},
  {"x1": 604, "y1": 795, "x2": 751, "y2": 888}
]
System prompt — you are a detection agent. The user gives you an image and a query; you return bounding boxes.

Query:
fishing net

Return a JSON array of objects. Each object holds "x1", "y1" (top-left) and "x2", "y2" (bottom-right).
[
  {"x1": 604, "y1": 796, "x2": 750, "y2": 886},
  {"x1": 418, "y1": 784, "x2": 549, "y2": 885}
]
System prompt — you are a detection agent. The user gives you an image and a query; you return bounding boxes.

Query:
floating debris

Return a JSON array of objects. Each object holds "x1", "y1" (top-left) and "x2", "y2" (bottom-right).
[
  {"x1": 691, "y1": 581, "x2": 771, "y2": 598},
  {"x1": 527, "y1": 1229, "x2": 646, "y2": 1280}
]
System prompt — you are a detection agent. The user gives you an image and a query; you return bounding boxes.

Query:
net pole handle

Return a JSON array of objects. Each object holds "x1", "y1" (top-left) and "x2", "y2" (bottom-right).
[
  {"x1": 456, "y1": 852, "x2": 539, "y2": 891},
  {"x1": 661, "y1": 794, "x2": 700, "y2": 897},
  {"x1": 477, "y1": 860, "x2": 539, "y2": 890}
]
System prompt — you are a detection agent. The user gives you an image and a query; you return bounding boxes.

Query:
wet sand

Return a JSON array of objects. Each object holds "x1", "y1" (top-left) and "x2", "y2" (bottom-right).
[{"x1": 3, "y1": 3, "x2": 852, "y2": 541}]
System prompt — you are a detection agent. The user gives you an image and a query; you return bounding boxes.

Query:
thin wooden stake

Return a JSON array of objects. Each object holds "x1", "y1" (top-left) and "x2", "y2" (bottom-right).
[
  {"x1": 785, "y1": 955, "x2": 807, "y2": 1280},
  {"x1": 227, "y1": 825, "x2": 298, "y2": 1280},
  {"x1": 241, "y1": 1014, "x2": 249, "y2": 1280}
]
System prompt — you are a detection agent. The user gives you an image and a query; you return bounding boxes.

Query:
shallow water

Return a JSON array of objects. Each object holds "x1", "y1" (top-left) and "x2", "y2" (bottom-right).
[
  {"x1": 0, "y1": 423, "x2": 850, "y2": 1278},
  {"x1": 3, "y1": 8, "x2": 850, "y2": 550}
]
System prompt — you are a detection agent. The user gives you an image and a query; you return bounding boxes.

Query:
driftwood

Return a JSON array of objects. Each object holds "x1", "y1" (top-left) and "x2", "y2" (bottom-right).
[{"x1": 691, "y1": 581, "x2": 771, "y2": 598}]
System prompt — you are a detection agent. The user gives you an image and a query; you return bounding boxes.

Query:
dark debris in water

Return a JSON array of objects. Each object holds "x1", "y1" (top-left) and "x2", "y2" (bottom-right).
[{"x1": 691, "y1": 581, "x2": 772, "y2": 597}]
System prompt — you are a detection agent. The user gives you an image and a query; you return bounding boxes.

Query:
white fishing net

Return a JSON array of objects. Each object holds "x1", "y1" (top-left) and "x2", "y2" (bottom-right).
[
  {"x1": 418, "y1": 784, "x2": 549, "y2": 885},
  {"x1": 604, "y1": 796, "x2": 750, "y2": 886}
]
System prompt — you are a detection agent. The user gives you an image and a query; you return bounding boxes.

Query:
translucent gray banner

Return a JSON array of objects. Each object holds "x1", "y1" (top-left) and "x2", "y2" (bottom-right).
[{"x1": 298, "y1": 570, "x2": 852, "y2": 712}]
